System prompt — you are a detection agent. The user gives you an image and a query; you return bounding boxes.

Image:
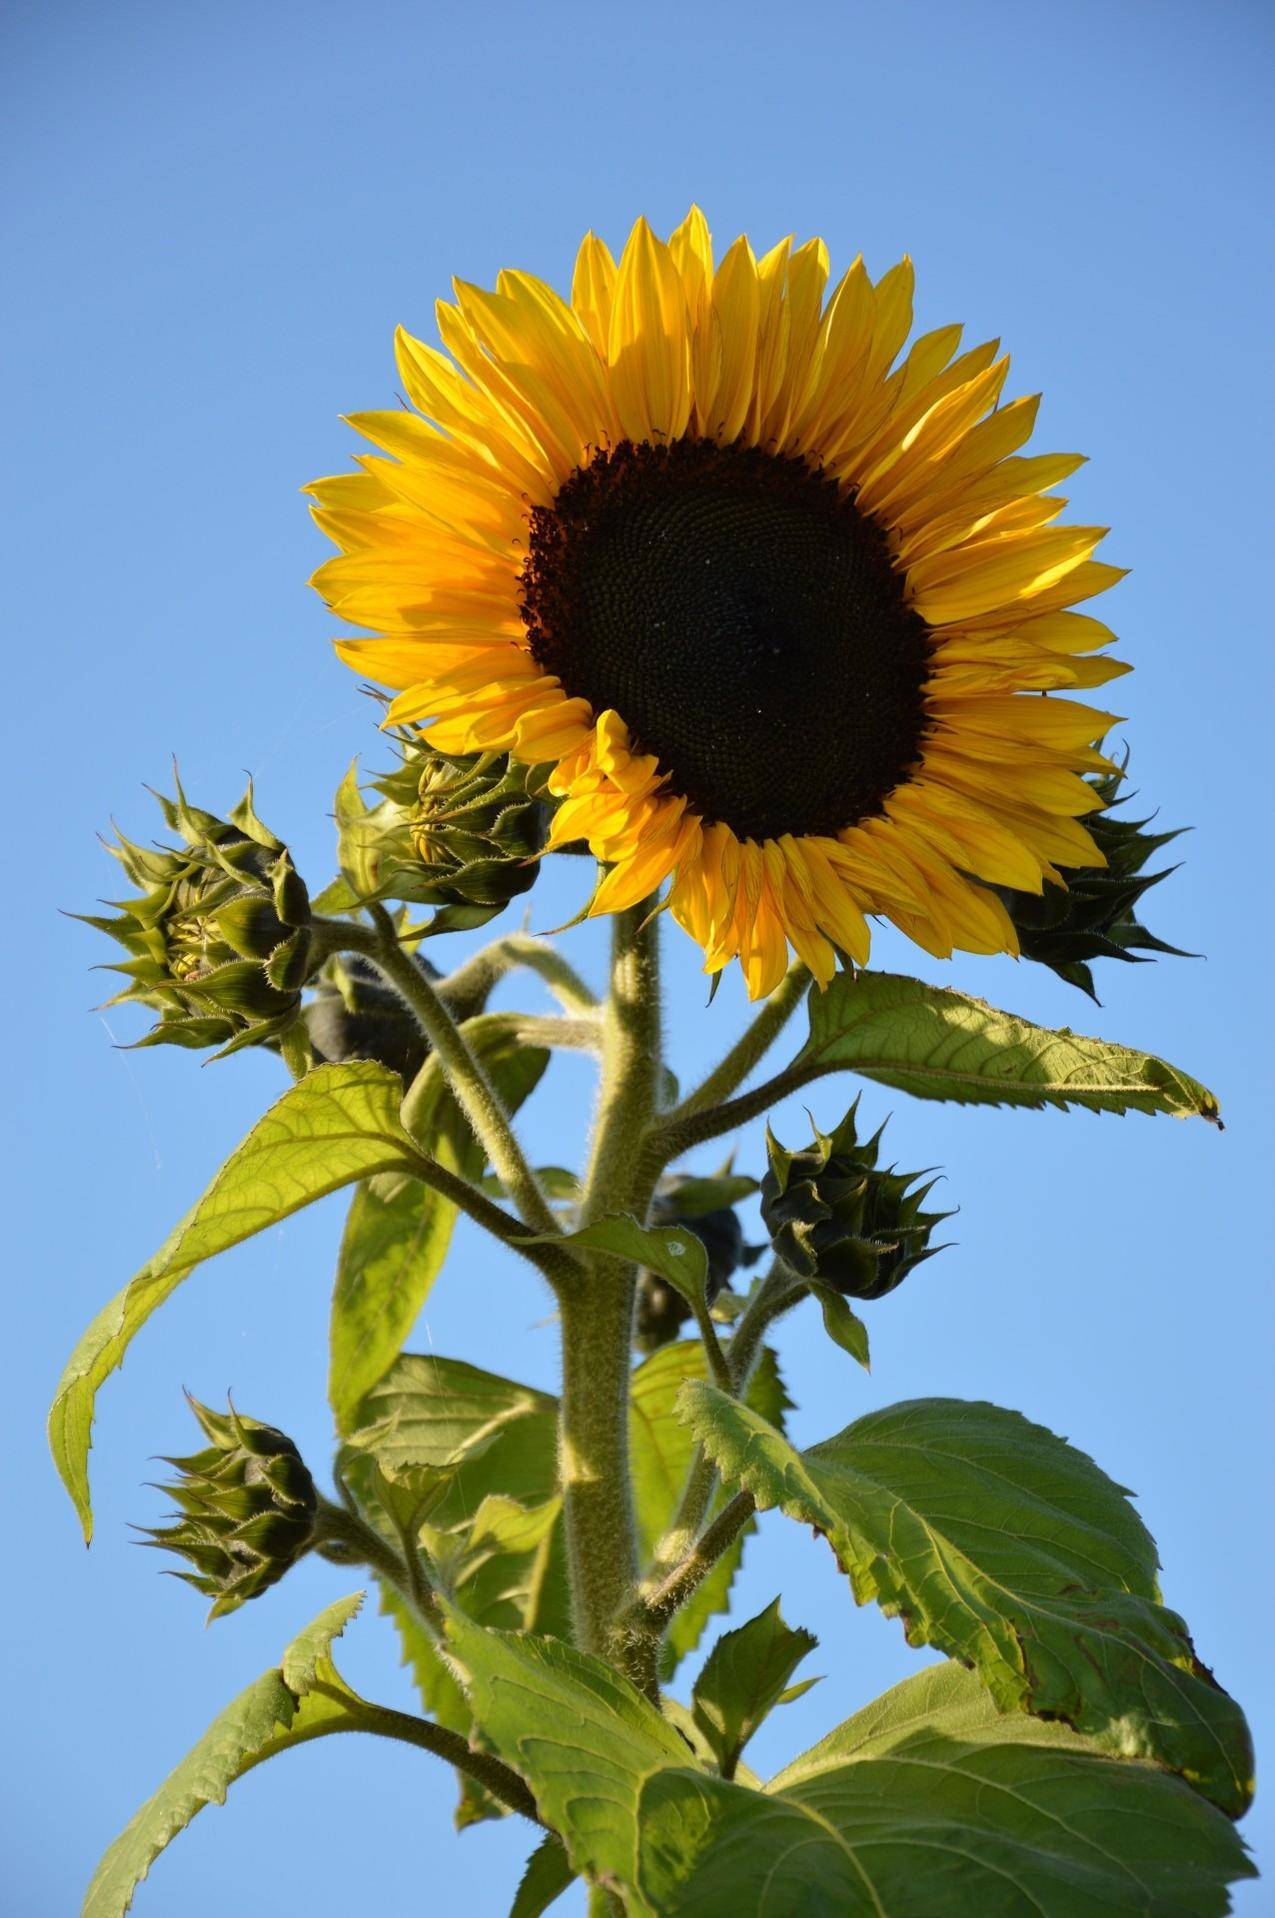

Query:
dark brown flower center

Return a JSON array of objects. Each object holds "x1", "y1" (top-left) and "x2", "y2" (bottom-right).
[{"x1": 519, "y1": 438, "x2": 930, "y2": 843}]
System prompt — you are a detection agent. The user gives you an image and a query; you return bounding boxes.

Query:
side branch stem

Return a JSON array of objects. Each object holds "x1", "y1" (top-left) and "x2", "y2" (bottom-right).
[
  {"x1": 353, "y1": 907, "x2": 560, "y2": 1239},
  {"x1": 629, "y1": 1492, "x2": 757, "y2": 1636},
  {"x1": 640, "y1": 1058, "x2": 830, "y2": 1177},
  {"x1": 675, "y1": 964, "x2": 810, "y2": 1118}
]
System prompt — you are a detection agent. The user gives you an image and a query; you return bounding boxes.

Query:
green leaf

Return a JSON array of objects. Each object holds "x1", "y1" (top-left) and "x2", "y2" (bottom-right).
[
  {"x1": 806, "y1": 1279, "x2": 870, "y2": 1370},
  {"x1": 443, "y1": 1609, "x2": 688, "y2": 1909},
  {"x1": 630, "y1": 1342, "x2": 790, "y2": 1672},
  {"x1": 681, "y1": 1386, "x2": 1254, "y2": 1815},
  {"x1": 52, "y1": 1064, "x2": 421, "y2": 1539},
  {"x1": 347, "y1": 1353, "x2": 570, "y2": 1826},
  {"x1": 544, "y1": 1215, "x2": 712, "y2": 1309},
  {"x1": 637, "y1": 1661, "x2": 1254, "y2": 1917},
  {"x1": 328, "y1": 1017, "x2": 548, "y2": 1431},
  {"x1": 84, "y1": 1594, "x2": 366, "y2": 1917},
  {"x1": 657, "y1": 1173, "x2": 760, "y2": 1218},
  {"x1": 510, "y1": 1835, "x2": 576, "y2": 1917},
  {"x1": 691, "y1": 1599, "x2": 818, "y2": 1777},
  {"x1": 799, "y1": 970, "x2": 1221, "y2": 1121}
]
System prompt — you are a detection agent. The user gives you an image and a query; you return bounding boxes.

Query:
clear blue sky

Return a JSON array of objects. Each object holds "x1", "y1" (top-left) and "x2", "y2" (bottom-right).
[{"x1": 4, "y1": 1, "x2": 1271, "y2": 1910}]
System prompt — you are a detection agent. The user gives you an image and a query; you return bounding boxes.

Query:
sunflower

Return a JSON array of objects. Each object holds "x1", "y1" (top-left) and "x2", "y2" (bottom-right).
[{"x1": 308, "y1": 208, "x2": 1127, "y2": 997}]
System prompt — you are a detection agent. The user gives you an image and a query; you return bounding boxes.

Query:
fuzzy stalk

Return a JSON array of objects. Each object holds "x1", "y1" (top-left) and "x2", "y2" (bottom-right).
[
  {"x1": 559, "y1": 904, "x2": 661, "y2": 1675},
  {"x1": 350, "y1": 906, "x2": 560, "y2": 1239}
]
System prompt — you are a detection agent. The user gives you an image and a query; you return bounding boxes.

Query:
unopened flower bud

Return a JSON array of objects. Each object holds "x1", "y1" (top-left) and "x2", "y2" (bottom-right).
[
  {"x1": 996, "y1": 760, "x2": 1190, "y2": 1001},
  {"x1": 304, "y1": 951, "x2": 438, "y2": 1081},
  {"x1": 84, "y1": 779, "x2": 316, "y2": 1056},
  {"x1": 761, "y1": 1103, "x2": 948, "y2": 1302},
  {"x1": 140, "y1": 1397, "x2": 317, "y2": 1619},
  {"x1": 337, "y1": 740, "x2": 550, "y2": 929}
]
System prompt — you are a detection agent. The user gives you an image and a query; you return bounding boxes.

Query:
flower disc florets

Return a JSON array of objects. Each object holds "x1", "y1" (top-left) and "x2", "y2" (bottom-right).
[
  {"x1": 87, "y1": 782, "x2": 314, "y2": 1057},
  {"x1": 761, "y1": 1102, "x2": 949, "y2": 1301},
  {"x1": 141, "y1": 1398, "x2": 318, "y2": 1620}
]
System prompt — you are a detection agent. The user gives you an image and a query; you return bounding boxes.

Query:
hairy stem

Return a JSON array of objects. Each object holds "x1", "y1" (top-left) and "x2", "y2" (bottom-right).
[
  {"x1": 676, "y1": 963, "x2": 810, "y2": 1118},
  {"x1": 313, "y1": 1498, "x2": 442, "y2": 1631},
  {"x1": 579, "y1": 904, "x2": 662, "y2": 1224},
  {"x1": 322, "y1": 1691, "x2": 541, "y2": 1822},
  {"x1": 559, "y1": 905, "x2": 661, "y2": 1678},
  {"x1": 639, "y1": 1057, "x2": 830, "y2": 1179},
  {"x1": 352, "y1": 906, "x2": 560, "y2": 1239},
  {"x1": 629, "y1": 1492, "x2": 757, "y2": 1636},
  {"x1": 437, "y1": 931, "x2": 599, "y2": 1019}
]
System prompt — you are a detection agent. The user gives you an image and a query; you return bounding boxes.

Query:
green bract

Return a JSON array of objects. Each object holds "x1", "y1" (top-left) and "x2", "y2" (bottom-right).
[
  {"x1": 760, "y1": 1101, "x2": 948, "y2": 1300},
  {"x1": 141, "y1": 1397, "x2": 318, "y2": 1619},
  {"x1": 84, "y1": 780, "x2": 315, "y2": 1058},
  {"x1": 997, "y1": 759, "x2": 1191, "y2": 1000}
]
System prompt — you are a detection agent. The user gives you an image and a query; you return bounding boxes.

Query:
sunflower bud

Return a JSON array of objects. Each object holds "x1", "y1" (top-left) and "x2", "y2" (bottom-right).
[
  {"x1": 761, "y1": 1103, "x2": 948, "y2": 1301},
  {"x1": 85, "y1": 781, "x2": 316, "y2": 1056},
  {"x1": 336, "y1": 740, "x2": 550, "y2": 930},
  {"x1": 635, "y1": 1172, "x2": 765, "y2": 1352},
  {"x1": 304, "y1": 951, "x2": 436, "y2": 1082},
  {"x1": 140, "y1": 1397, "x2": 318, "y2": 1619},
  {"x1": 997, "y1": 761, "x2": 1190, "y2": 1001}
]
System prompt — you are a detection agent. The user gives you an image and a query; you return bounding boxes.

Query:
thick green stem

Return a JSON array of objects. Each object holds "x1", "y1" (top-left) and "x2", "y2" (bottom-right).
[
  {"x1": 558, "y1": 1277, "x2": 641, "y2": 1663},
  {"x1": 355, "y1": 906, "x2": 560, "y2": 1239},
  {"x1": 559, "y1": 905, "x2": 661, "y2": 1677},
  {"x1": 579, "y1": 904, "x2": 662, "y2": 1224}
]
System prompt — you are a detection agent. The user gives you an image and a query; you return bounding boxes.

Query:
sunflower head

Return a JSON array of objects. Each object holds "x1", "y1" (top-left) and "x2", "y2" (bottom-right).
[
  {"x1": 86, "y1": 781, "x2": 314, "y2": 1056},
  {"x1": 311, "y1": 208, "x2": 1128, "y2": 995},
  {"x1": 761, "y1": 1102, "x2": 949, "y2": 1301},
  {"x1": 140, "y1": 1397, "x2": 317, "y2": 1620}
]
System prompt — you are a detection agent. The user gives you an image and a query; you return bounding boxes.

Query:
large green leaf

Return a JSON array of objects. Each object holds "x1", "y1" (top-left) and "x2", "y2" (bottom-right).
[
  {"x1": 637, "y1": 1662, "x2": 1254, "y2": 1917},
  {"x1": 52, "y1": 1064, "x2": 422, "y2": 1539},
  {"x1": 799, "y1": 970, "x2": 1221, "y2": 1120},
  {"x1": 443, "y1": 1609, "x2": 688, "y2": 1911},
  {"x1": 444, "y1": 1613, "x2": 1250, "y2": 1917},
  {"x1": 83, "y1": 1594, "x2": 366, "y2": 1917},
  {"x1": 681, "y1": 1386, "x2": 1253, "y2": 1815},
  {"x1": 630, "y1": 1342, "x2": 789, "y2": 1672},
  {"x1": 328, "y1": 1017, "x2": 548, "y2": 1431}
]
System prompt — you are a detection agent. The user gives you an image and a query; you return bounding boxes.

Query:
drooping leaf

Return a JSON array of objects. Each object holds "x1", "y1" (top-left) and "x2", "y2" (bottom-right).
[
  {"x1": 84, "y1": 1595, "x2": 366, "y2": 1917},
  {"x1": 509, "y1": 1834, "x2": 577, "y2": 1917},
  {"x1": 691, "y1": 1599, "x2": 818, "y2": 1777},
  {"x1": 637, "y1": 1661, "x2": 1254, "y2": 1917},
  {"x1": 52, "y1": 1064, "x2": 422, "y2": 1539},
  {"x1": 799, "y1": 970, "x2": 1221, "y2": 1121},
  {"x1": 443, "y1": 1609, "x2": 689, "y2": 1907},
  {"x1": 806, "y1": 1280, "x2": 870, "y2": 1369},
  {"x1": 630, "y1": 1342, "x2": 790, "y2": 1672},
  {"x1": 681, "y1": 1386, "x2": 1253, "y2": 1815},
  {"x1": 328, "y1": 1017, "x2": 548, "y2": 1430}
]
